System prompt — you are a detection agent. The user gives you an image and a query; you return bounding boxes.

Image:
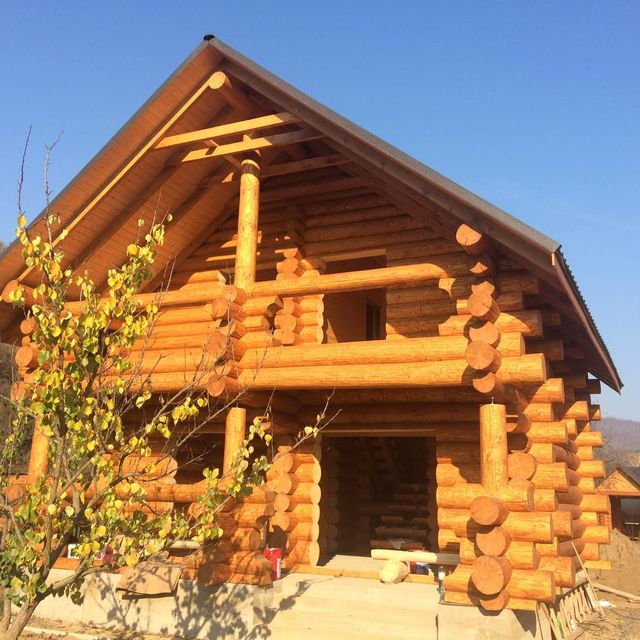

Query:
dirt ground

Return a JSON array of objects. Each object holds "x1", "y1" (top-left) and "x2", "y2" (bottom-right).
[
  {"x1": 583, "y1": 529, "x2": 640, "y2": 639},
  {"x1": 593, "y1": 529, "x2": 640, "y2": 594},
  {"x1": 582, "y1": 598, "x2": 640, "y2": 640},
  {"x1": 19, "y1": 616, "x2": 179, "y2": 639}
]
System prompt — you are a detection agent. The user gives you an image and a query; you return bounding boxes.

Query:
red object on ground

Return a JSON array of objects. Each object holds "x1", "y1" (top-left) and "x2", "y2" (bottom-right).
[{"x1": 263, "y1": 547, "x2": 283, "y2": 580}]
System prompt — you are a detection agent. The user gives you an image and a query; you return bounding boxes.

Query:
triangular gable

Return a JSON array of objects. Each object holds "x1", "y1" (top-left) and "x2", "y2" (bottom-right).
[
  {"x1": 0, "y1": 37, "x2": 621, "y2": 390},
  {"x1": 598, "y1": 468, "x2": 640, "y2": 495}
]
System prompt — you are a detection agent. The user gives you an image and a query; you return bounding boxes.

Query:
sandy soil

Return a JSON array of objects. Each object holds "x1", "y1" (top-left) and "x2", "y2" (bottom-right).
[
  {"x1": 20, "y1": 616, "x2": 180, "y2": 640},
  {"x1": 582, "y1": 598, "x2": 640, "y2": 640}
]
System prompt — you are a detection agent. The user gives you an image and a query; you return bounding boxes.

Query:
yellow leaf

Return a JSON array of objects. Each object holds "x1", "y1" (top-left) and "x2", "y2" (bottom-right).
[{"x1": 65, "y1": 505, "x2": 75, "y2": 517}]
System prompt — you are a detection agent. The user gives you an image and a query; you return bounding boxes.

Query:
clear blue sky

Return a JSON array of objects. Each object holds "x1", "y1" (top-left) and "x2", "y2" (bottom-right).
[{"x1": 1, "y1": 2, "x2": 638, "y2": 418}]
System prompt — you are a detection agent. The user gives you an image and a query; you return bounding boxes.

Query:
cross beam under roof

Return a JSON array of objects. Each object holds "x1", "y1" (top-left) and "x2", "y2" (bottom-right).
[{"x1": 155, "y1": 111, "x2": 302, "y2": 149}]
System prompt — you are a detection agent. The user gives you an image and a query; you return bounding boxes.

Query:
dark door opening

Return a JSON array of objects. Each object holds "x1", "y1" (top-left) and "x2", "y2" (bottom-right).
[{"x1": 318, "y1": 436, "x2": 437, "y2": 560}]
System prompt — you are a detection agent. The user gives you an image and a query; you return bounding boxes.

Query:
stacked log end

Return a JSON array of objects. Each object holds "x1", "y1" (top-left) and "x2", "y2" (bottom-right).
[
  {"x1": 440, "y1": 232, "x2": 557, "y2": 619},
  {"x1": 442, "y1": 403, "x2": 555, "y2": 611},
  {"x1": 180, "y1": 487, "x2": 274, "y2": 586},
  {"x1": 267, "y1": 434, "x2": 322, "y2": 571},
  {"x1": 274, "y1": 243, "x2": 325, "y2": 346}
]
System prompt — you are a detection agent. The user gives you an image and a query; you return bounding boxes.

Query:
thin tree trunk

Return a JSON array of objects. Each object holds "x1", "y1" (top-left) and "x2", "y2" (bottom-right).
[
  {"x1": 0, "y1": 598, "x2": 38, "y2": 640},
  {"x1": 0, "y1": 587, "x2": 9, "y2": 633}
]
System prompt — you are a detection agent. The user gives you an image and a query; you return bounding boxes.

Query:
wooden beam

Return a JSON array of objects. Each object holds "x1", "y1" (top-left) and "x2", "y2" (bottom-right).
[
  {"x1": 262, "y1": 154, "x2": 351, "y2": 178},
  {"x1": 69, "y1": 163, "x2": 181, "y2": 273},
  {"x1": 209, "y1": 71, "x2": 257, "y2": 114},
  {"x1": 234, "y1": 153, "x2": 261, "y2": 288},
  {"x1": 223, "y1": 407, "x2": 246, "y2": 473},
  {"x1": 250, "y1": 260, "x2": 481, "y2": 298},
  {"x1": 259, "y1": 176, "x2": 368, "y2": 204},
  {"x1": 123, "y1": 174, "x2": 237, "y2": 295},
  {"x1": 156, "y1": 112, "x2": 302, "y2": 149},
  {"x1": 181, "y1": 128, "x2": 323, "y2": 163}
]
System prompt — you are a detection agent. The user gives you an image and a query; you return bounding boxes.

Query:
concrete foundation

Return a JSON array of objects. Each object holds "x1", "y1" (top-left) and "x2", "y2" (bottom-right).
[
  {"x1": 33, "y1": 568, "x2": 552, "y2": 639},
  {"x1": 437, "y1": 601, "x2": 553, "y2": 640}
]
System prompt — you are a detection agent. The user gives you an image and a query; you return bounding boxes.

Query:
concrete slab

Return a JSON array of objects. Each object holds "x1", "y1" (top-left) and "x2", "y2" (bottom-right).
[
  {"x1": 437, "y1": 601, "x2": 554, "y2": 640},
  {"x1": 31, "y1": 567, "x2": 554, "y2": 639}
]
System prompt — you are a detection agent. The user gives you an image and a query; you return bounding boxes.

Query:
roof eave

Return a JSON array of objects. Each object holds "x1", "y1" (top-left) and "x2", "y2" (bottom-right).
[{"x1": 553, "y1": 250, "x2": 622, "y2": 391}]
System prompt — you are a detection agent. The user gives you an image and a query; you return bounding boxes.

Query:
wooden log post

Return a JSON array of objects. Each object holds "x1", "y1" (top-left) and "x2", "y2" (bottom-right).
[
  {"x1": 223, "y1": 408, "x2": 246, "y2": 475},
  {"x1": 480, "y1": 403, "x2": 509, "y2": 493},
  {"x1": 222, "y1": 151, "x2": 260, "y2": 472}
]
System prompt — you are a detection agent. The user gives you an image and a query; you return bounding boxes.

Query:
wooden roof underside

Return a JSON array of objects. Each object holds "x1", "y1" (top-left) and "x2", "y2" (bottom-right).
[{"x1": 0, "y1": 38, "x2": 621, "y2": 391}]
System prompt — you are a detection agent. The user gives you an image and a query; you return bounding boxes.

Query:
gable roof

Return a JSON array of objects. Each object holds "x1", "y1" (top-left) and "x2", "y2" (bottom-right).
[
  {"x1": 598, "y1": 467, "x2": 640, "y2": 495},
  {"x1": 0, "y1": 36, "x2": 621, "y2": 391}
]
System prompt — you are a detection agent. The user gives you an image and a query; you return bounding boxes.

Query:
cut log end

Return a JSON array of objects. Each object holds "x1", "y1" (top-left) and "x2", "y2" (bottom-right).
[
  {"x1": 471, "y1": 555, "x2": 513, "y2": 595},
  {"x1": 470, "y1": 496, "x2": 508, "y2": 526},
  {"x1": 465, "y1": 341, "x2": 501, "y2": 372},
  {"x1": 475, "y1": 526, "x2": 512, "y2": 557}
]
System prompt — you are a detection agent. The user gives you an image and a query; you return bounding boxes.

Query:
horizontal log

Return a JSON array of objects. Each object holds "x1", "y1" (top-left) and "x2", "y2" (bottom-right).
[
  {"x1": 251, "y1": 262, "x2": 532, "y2": 300},
  {"x1": 240, "y1": 336, "x2": 476, "y2": 369},
  {"x1": 580, "y1": 494, "x2": 610, "y2": 513},
  {"x1": 304, "y1": 228, "x2": 441, "y2": 257},
  {"x1": 577, "y1": 460, "x2": 605, "y2": 478},
  {"x1": 538, "y1": 557, "x2": 576, "y2": 588},
  {"x1": 298, "y1": 387, "x2": 500, "y2": 405},
  {"x1": 437, "y1": 484, "x2": 533, "y2": 513},
  {"x1": 454, "y1": 511, "x2": 550, "y2": 544},
  {"x1": 531, "y1": 463, "x2": 570, "y2": 491},
  {"x1": 386, "y1": 272, "x2": 539, "y2": 307},
  {"x1": 523, "y1": 403, "x2": 556, "y2": 422},
  {"x1": 559, "y1": 401, "x2": 590, "y2": 421},
  {"x1": 445, "y1": 565, "x2": 555, "y2": 602},
  {"x1": 235, "y1": 354, "x2": 547, "y2": 390},
  {"x1": 310, "y1": 403, "x2": 480, "y2": 425},
  {"x1": 524, "y1": 379, "x2": 565, "y2": 404},
  {"x1": 386, "y1": 310, "x2": 544, "y2": 339},
  {"x1": 582, "y1": 525, "x2": 610, "y2": 544},
  {"x1": 524, "y1": 422, "x2": 568, "y2": 444},
  {"x1": 526, "y1": 340, "x2": 565, "y2": 362},
  {"x1": 387, "y1": 291, "x2": 523, "y2": 322},
  {"x1": 459, "y1": 538, "x2": 538, "y2": 570}
]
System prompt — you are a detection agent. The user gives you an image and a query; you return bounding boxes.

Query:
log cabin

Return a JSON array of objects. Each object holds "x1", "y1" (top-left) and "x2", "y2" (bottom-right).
[
  {"x1": 0, "y1": 36, "x2": 621, "y2": 614},
  {"x1": 597, "y1": 467, "x2": 640, "y2": 536}
]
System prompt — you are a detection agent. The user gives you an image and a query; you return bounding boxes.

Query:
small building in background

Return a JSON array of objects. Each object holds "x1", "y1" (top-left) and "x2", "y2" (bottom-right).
[{"x1": 598, "y1": 467, "x2": 640, "y2": 538}]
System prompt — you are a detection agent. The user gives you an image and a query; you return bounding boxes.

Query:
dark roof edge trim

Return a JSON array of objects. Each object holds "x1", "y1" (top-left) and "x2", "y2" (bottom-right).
[{"x1": 553, "y1": 250, "x2": 622, "y2": 392}]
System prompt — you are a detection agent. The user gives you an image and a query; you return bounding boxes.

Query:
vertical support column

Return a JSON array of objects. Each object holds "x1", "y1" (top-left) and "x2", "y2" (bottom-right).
[
  {"x1": 223, "y1": 406, "x2": 247, "y2": 475},
  {"x1": 479, "y1": 403, "x2": 508, "y2": 493},
  {"x1": 223, "y1": 151, "x2": 261, "y2": 473},
  {"x1": 27, "y1": 422, "x2": 49, "y2": 482},
  {"x1": 234, "y1": 151, "x2": 261, "y2": 290}
]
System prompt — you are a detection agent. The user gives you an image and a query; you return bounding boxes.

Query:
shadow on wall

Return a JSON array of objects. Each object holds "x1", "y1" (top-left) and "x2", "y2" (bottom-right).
[{"x1": 84, "y1": 567, "x2": 311, "y2": 639}]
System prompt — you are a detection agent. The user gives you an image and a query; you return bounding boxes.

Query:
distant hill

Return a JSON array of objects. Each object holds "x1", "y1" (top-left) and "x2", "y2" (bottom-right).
[{"x1": 598, "y1": 417, "x2": 640, "y2": 450}]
